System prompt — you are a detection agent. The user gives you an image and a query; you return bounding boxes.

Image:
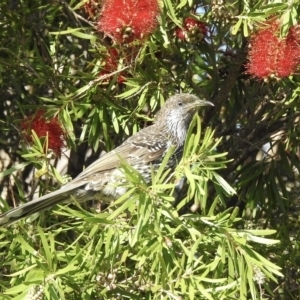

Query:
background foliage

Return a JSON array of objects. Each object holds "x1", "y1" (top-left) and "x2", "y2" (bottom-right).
[{"x1": 0, "y1": 0, "x2": 299, "y2": 299}]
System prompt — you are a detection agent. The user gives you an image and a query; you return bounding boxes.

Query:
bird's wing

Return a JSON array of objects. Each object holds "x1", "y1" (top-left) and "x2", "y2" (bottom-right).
[{"x1": 64, "y1": 126, "x2": 168, "y2": 189}]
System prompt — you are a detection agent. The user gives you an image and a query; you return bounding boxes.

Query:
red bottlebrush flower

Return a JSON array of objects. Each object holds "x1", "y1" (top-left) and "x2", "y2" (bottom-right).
[
  {"x1": 84, "y1": 0, "x2": 102, "y2": 19},
  {"x1": 102, "y1": 48, "x2": 119, "y2": 71},
  {"x1": 175, "y1": 17, "x2": 207, "y2": 43},
  {"x1": 184, "y1": 17, "x2": 207, "y2": 34},
  {"x1": 99, "y1": 48, "x2": 126, "y2": 83},
  {"x1": 98, "y1": 0, "x2": 160, "y2": 44},
  {"x1": 286, "y1": 24, "x2": 300, "y2": 48},
  {"x1": 21, "y1": 110, "x2": 66, "y2": 157},
  {"x1": 175, "y1": 28, "x2": 186, "y2": 40},
  {"x1": 246, "y1": 21, "x2": 300, "y2": 79}
]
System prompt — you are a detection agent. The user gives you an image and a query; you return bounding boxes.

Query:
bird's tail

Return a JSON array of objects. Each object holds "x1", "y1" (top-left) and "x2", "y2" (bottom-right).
[{"x1": 0, "y1": 186, "x2": 82, "y2": 226}]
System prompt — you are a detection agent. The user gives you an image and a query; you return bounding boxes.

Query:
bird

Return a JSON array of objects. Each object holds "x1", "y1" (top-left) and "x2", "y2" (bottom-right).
[{"x1": 0, "y1": 94, "x2": 213, "y2": 226}]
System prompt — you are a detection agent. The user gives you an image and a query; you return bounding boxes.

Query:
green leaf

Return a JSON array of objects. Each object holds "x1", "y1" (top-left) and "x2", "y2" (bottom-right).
[
  {"x1": 213, "y1": 173, "x2": 236, "y2": 195},
  {"x1": 0, "y1": 162, "x2": 31, "y2": 178},
  {"x1": 50, "y1": 27, "x2": 96, "y2": 41},
  {"x1": 37, "y1": 226, "x2": 53, "y2": 270},
  {"x1": 243, "y1": 19, "x2": 249, "y2": 37},
  {"x1": 231, "y1": 18, "x2": 243, "y2": 35}
]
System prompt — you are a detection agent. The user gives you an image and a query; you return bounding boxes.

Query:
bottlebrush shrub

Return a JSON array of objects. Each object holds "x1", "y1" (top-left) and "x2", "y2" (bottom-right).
[
  {"x1": 98, "y1": 0, "x2": 160, "y2": 44},
  {"x1": 21, "y1": 110, "x2": 66, "y2": 157},
  {"x1": 246, "y1": 21, "x2": 300, "y2": 80},
  {"x1": 176, "y1": 17, "x2": 207, "y2": 43},
  {"x1": 99, "y1": 48, "x2": 127, "y2": 83}
]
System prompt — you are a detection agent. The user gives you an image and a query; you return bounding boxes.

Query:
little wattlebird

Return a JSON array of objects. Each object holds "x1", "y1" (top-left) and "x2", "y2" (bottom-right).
[{"x1": 0, "y1": 94, "x2": 213, "y2": 226}]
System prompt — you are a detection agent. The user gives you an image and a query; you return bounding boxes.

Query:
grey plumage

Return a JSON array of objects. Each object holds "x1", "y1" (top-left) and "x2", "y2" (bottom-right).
[{"x1": 0, "y1": 94, "x2": 213, "y2": 226}]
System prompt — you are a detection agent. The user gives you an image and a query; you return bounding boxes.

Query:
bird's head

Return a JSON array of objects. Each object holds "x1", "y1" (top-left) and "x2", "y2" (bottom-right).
[
  {"x1": 155, "y1": 94, "x2": 214, "y2": 144},
  {"x1": 155, "y1": 93, "x2": 213, "y2": 144},
  {"x1": 156, "y1": 94, "x2": 213, "y2": 122}
]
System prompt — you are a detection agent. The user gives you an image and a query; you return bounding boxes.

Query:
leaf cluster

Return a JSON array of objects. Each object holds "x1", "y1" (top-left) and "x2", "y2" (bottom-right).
[{"x1": 0, "y1": 0, "x2": 300, "y2": 299}]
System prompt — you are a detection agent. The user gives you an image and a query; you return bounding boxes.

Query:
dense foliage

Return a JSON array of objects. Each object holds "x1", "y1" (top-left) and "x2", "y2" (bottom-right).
[{"x1": 0, "y1": 0, "x2": 299, "y2": 299}]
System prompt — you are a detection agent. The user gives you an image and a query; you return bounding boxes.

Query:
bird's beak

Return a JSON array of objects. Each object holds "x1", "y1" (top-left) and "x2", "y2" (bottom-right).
[
  {"x1": 184, "y1": 98, "x2": 214, "y2": 113},
  {"x1": 186, "y1": 100, "x2": 214, "y2": 112},
  {"x1": 197, "y1": 100, "x2": 214, "y2": 107}
]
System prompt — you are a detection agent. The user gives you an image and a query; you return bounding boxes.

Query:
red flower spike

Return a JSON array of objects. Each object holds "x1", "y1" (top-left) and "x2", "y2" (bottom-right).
[
  {"x1": 246, "y1": 21, "x2": 300, "y2": 79},
  {"x1": 84, "y1": 0, "x2": 102, "y2": 19},
  {"x1": 98, "y1": 0, "x2": 160, "y2": 44},
  {"x1": 175, "y1": 17, "x2": 207, "y2": 43},
  {"x1": 286, "y1": 25, "x2": 300, "y2": 48},
  {"x1": 99, "y1": 48, "x2": 127, "y2": 83},
  {"x1": 175, "y1": 28, "x2": 186, "y2": 40},
  {"x1": 184, "y1": 17, "x2": 207, "y2": 33},
  {"x1": 21, "y1": 110, "x2": 66, "y2": 157}
]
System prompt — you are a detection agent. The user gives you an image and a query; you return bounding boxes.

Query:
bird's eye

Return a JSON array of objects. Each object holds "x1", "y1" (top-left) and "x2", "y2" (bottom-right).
[{"x1": 178, "y1": 101, "x2": 183, "y2": 106}]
